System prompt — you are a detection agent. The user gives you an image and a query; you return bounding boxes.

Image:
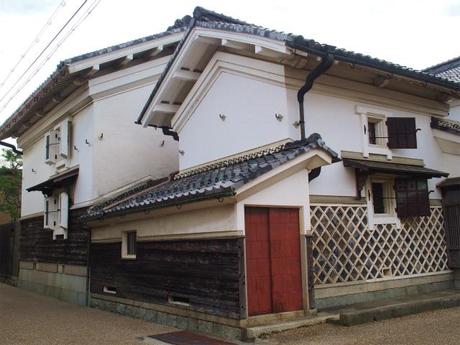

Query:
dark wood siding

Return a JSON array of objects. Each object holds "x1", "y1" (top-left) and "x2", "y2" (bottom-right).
[
  {"x1": 442, "y1": 187, "x2": 460, "y2": 268},
  {"x1": 90, "y1": 237, "x2": 246, "y2": 319},
  {"x1": 20, "y1": 208, "x2": 89, "y2": 266},
  {"x1": 0, "y1": 223, "x2": 15, "y2": 278}
]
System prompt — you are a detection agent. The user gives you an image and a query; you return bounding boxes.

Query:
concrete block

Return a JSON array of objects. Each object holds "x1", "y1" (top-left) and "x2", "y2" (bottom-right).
[
  {"x1": 336, "y1": 291, "x2": 460, "y2": 326},
  {"x1": 64, "y1": 265, "x2": 87, "y2": 277},
  {"x1": 197, "y1": 320, "x2": 214, "y2": 334},
  {"x1": 36, "y1": 262, "x2": 58, "y2": 273},
  {"x1": 19, "y1": 261, "x2": 34, "y2": 270},
  {"x1": 175, "y1": 316, "x2": 189, "y2": 330}
]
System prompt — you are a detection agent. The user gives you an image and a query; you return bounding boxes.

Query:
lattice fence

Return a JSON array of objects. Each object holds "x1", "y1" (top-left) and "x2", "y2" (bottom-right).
[{"x1": 311, "y1": 204, "x2": 449, "y2": 286}]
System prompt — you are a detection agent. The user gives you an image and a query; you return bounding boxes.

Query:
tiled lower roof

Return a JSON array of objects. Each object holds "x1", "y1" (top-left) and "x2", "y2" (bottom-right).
[
  {"x1": 83, "y1": 134, "x2": 338, "y2": 221},
  {"x1": 424, "y1": 57, "x2": 460, "y2": 84}
]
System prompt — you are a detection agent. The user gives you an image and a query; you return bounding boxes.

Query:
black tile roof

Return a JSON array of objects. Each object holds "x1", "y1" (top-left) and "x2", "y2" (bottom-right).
[
  {"x1": 424, "y1": 56, "x2": 460, "y2": 84},
  {"x1": 83, "y1": 134, "x2": 338, "y2": 221},
  {"x1": 136, "y1": 6, "x2": 460, "y2": 124}
]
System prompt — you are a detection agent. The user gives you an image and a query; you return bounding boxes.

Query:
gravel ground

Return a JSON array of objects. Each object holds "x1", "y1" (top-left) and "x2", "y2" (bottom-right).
[
  {"x1": 266, "y1": 307, "x2": 460, "y2": 345},
  {"x1": 0, "y1": 283, "x2": 175, "y2": 345},
  {"x1": 2, "y1": 282, "x2": 460, "y2": 345}
]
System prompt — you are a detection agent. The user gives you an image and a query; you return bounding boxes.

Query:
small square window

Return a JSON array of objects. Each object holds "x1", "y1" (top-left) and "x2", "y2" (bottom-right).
[
  {"x1": 122, "y1": 231, "x2": 137, "y2": 259},
  {"x1": 367, "y1": 117, "x2": 386, "y2": 146},
  {"x1": 369, "y1": 177, "x2": 396, "y2": 217}
]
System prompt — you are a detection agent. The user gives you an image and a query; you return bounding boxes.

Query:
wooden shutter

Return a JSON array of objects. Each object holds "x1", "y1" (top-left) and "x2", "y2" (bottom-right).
[
  {"x1": 59, "y1": 192, "x2": 69, "y2": 229},
  {"x1": 44, "y1": 133, "x2": 53, "y2": 164},
  {"x1": 395, "y1": 178, "x2": 430, "y2": 217},
  {"x1": 59, "y1": 121, "x2": 70, "y2": 159},
  {"x1": 44, "y1": 198, "x2": 50, "y2": 229},
  {"x1": 386, "y1": 117, "x2": 417, "y2": 149}
]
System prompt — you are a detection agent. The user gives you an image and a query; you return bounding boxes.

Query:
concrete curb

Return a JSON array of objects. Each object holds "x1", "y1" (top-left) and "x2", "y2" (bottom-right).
[
  {"x1": 245, "y1": 313, "x2": 339, "y2": 340},
  {"x1": 333, "y1": 292, "x2": 460, "y2": 326}
]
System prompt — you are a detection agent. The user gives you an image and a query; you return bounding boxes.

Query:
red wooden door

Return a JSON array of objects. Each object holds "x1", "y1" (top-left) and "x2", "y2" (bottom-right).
[
  {"x1": 245, "y1": 208, "x2": 272, "y2": 315},
  {"x1": 245, "y1": 207, "x2": 303, "y2": 316}
]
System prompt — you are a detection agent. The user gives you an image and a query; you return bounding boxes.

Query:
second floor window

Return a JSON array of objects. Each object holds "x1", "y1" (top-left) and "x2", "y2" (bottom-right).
[{"x1": 44, "y1": 119, "x2": 71, "y2": 166}]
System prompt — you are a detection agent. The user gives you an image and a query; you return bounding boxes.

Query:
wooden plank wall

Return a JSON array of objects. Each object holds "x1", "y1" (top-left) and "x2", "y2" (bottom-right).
[
  {"x1": 442, "y1": 186, "x2": 460, "y2": 268},
  {"x1": 20, "y1": 208, "x2": 90, "y2": 266},
  {"x1": 90, "y1": 237, "x2": 246, "y2": 319},
  {"x1": 0, "y1": 223, "x2": 15, "y2": 278}
]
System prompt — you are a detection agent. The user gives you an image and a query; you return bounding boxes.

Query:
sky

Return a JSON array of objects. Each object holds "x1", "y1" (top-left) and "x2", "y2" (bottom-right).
[{"x1": 0, "y1": 0, "x2": 459, "y2": 128}]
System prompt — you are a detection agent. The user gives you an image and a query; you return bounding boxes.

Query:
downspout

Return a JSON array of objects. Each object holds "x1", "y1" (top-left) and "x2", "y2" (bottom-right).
[
  {"x1": 0, "y1": 141, "x2": 23, "y2": 155},
  {"x1": 297, "y1": 53, "x2": 334, "y2": 140}
]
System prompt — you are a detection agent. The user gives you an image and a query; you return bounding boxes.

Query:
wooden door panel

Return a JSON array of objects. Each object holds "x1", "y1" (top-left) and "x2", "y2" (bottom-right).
[
  {"x1": 245, "y1": 207, "x2": 272, "y2": 316},
  {"x1": 269, "y1": 208, "x2": 303, "y2": 313},
  {"x1": 246, "y1": 207, "x2": 303, "y2": 316}
]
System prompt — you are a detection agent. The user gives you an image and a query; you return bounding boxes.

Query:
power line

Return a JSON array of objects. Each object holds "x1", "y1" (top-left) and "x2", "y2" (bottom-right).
[
  {"x1": 0, "y1": 0, "x2": 67, "y2": 93},
  {"x1": 0, "y1": 0, "x2": 102, "y2": 114},
  {"x1": 0, "y1": 0, "x2": 89, "y2": 106}
]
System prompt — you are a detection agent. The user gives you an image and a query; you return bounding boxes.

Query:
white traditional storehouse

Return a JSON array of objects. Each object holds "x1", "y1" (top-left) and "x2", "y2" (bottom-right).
[
  {"x1": 82, "y1": 7, "x2": 460, "y2": 339},
  {"x1": 0, "y1": 28, "x2": 187, "y2": 304},
  {"x1": 3, "y1": 5, "x2": 460, "y2": 340}
]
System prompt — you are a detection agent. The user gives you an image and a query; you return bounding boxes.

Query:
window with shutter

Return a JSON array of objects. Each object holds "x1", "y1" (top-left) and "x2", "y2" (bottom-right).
[
  {"x1": 44, "y1": 133, "x2": 54, "y2": 164},
  {"x1": 44, "y1": 198, "x2": 51, "y2": 229},
  {"x1": 59, "y1": 192, "x2": 69, "y2": 229},
  {"x1": 386, "y1": 117, "x2": 417, "y2": 149},
  {"x1": 395, "y1": 178, "x2": 430, "y2": 217},
  {"x1": 59, "y1": 121, "x2": 70, "y2": 159}
]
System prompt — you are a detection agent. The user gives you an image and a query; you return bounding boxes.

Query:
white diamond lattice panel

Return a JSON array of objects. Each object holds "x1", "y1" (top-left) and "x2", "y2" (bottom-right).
[{"x1": 311, "y1": 204, "x2": 449, "y2": 286}]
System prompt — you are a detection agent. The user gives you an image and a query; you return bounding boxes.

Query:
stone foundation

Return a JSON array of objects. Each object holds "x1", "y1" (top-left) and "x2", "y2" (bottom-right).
[
  {"x1": 18, "y1": 261, "x2": 87, "y2": 305},
  {"x1": 90, "y1": 293, "x2": 243, "y2": 339}
]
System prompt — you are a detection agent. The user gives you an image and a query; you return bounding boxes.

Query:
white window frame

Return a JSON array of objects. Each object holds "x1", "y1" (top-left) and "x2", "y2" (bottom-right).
[
  {"x1": 122, "y1": 231, "x2": 137, "y2": 259},
  {"x1": 366, "y1": 175, "x2": 401, "y2": 230},
  {"x1": 44, "y1": 118, "x2": 71, "y2": 169},
  {"x1": 356, "y1": 105, "x2": 393, "y2": 160},
  {"x1": 43, "y1": 190, "x2": 69, "y2": 240}
]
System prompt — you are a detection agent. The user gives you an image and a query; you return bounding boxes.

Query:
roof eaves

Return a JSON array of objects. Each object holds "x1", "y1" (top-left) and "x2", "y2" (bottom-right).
[
  {"x1": 82, "y1": 186, "x2": 236, "y2": 222},
  {"x1": 0, "y1": 64, "x2": 71, "y2": 140},
  {"x1": 286, "y1": 37, "x2": 460, "y2": 92}
]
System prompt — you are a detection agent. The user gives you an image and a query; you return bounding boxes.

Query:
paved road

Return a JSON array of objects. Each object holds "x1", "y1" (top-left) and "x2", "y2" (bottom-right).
[
  {"x1": 2, "y1": 283, "x2": 460, "y2": 345},
  {"x1": 0, "y1": 283, "x2": 175, "y2": 345}
]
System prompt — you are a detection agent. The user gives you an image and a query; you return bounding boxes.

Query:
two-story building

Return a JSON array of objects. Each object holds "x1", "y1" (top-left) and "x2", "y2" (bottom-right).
[
  {"x1": 424, "y1": 57, "x2": 460, "y2": 274},
  {"x1": 80, "y1": 7, "x2": 460, "y2": 339},
  {"x1": 0, "y1": 27, "x2": 187, "y2": 304}
]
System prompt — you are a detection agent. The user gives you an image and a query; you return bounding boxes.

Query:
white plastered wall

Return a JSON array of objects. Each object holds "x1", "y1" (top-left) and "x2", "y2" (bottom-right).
[
  {"x1": 235, "y1": 169, "x2": 310, "y2": 234},
  {"x1": 20, "y1": 58, "x2": 179, "y2": 217},
  {"x1": 91, "y1": 204, "x2": 237, "y2": 242},
  {"x1": 91, "y1": 84, "x2": 178, "y2": 199},
  {"x1": 175, "y1": 51, "x2": 457, "y2": 201},
  {"x1": 21, "y1": 105, "x2": 96, "y2": 216},
  {"x1": 306, "y1": 93, "x2": 460, "y2": 199},
  {"x1": 178, "y1": 71, "x2": 300, "y2": 170}
]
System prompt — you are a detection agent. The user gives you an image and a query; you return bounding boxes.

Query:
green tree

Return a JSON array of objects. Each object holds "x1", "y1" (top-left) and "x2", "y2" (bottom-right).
[{"x1": 0, "y1": 149, "x2": 22, "y2": 221}]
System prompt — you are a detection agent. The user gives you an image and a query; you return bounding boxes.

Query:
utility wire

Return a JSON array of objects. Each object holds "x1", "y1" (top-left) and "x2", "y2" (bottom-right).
[
  {"x1": 0, "y1": 0, "x2": 102, "y2": 114},
  {"x1": 0, "y1": 0, "x2": 67, "y2": 93},
  {"x1": 0, "y1": 0, "x2": 89, "y2": 106}
]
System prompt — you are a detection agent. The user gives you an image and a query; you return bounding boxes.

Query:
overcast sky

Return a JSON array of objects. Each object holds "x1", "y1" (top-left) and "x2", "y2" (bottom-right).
[{"x1": 0, "y1": 0, "x2": 459, "y2": 126}]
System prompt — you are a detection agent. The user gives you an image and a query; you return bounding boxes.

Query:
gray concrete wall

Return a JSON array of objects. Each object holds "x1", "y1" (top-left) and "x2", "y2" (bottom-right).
[
  {"x1": 18, "y1": 261, "x2": 87, "y2": 305},
  {"x1": 453, "y1": 270, "x2": 460, "y2": 289}
]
